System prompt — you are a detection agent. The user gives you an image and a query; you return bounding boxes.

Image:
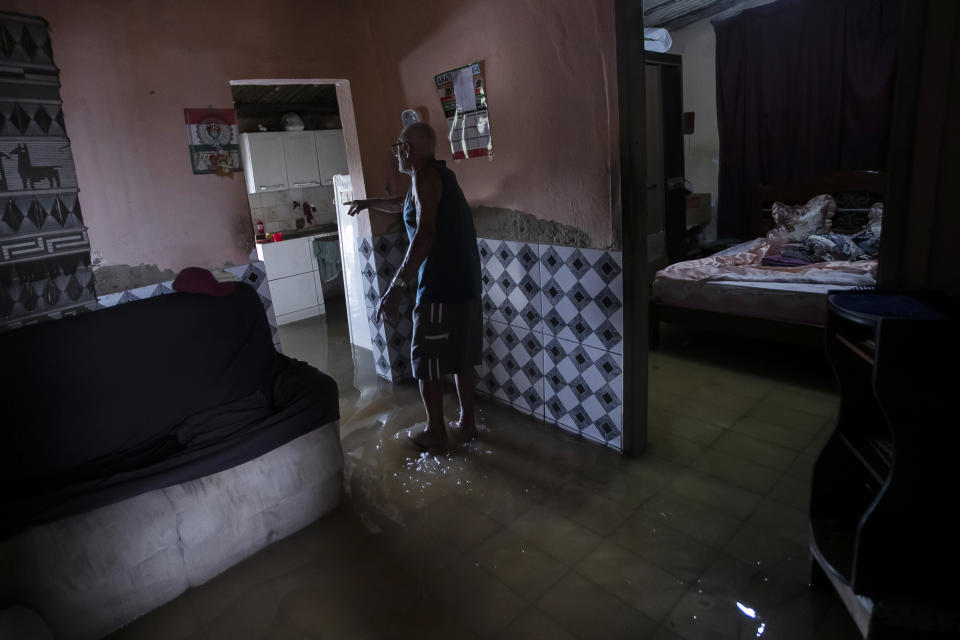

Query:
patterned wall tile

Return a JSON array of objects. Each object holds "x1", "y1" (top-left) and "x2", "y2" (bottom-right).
[
  {"x1": 473, "y1": 238, "x2": 627, "y2": 452},
  {"x1": 476, "y1": 329, "x2": 489, "y2": 395},
  {"x1": 539, "y1": 244, "x2": 623, "y2": 355},
  {"x1": 224, "y1": 262, "x2": 279, "y2": 348},
  {"x1": 542, "y1": 335, "x2": 623, "y2": 446},
  {"x1": 361, "y1": 231, "x2": 414, "y2": 381},
  {"x1": 481, "y1": 319, "x2": 544, "y2": 419},
  {"x1": 363, "y1": 232, "x2": 627, "y2": 452},
  {"x1": 359, "y1": 235, "x2": 391, "y2": 378},
  {"x1": 479, "y1": 239, "x2": 541, "y2": 331}
]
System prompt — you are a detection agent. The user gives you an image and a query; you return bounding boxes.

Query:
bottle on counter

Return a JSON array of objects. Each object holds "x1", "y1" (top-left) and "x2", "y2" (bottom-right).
[{"x1": 256, "y1": 220, "x2": 264, "y2": 235}]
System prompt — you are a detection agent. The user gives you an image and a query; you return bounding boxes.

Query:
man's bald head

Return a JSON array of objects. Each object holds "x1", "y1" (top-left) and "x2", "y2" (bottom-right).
[{"x1": 400, "y1": 122, "x2": 437, "y2": 156}]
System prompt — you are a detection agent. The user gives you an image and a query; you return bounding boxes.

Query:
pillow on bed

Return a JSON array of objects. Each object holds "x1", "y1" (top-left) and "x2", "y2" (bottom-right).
[{"x1": 766, "y1": 194, "x2": 836, "y2": 244}]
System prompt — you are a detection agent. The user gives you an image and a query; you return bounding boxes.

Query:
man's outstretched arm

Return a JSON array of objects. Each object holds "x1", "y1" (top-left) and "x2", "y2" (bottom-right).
[{"x1": 346, "y1": 196, "x2": 403, "y2": 216}]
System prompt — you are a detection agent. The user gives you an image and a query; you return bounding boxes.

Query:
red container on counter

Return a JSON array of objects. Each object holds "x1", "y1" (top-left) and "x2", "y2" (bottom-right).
[{"x1": 256, "y1": 220, "x2": 264, "y2": 234}]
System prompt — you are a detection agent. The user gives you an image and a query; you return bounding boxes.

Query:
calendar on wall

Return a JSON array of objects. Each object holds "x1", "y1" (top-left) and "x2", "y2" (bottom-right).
[
  {"x1": 184, "y1": 108, "x2": 241, "y2": 176},
  {"x1": 434, "y1": 61, "x2": 493, "y2": 160}
]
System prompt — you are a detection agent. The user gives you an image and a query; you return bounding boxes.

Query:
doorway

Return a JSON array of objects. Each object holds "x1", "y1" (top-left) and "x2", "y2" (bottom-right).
[{"x1": 228, "y1": 79, "x2": 373, "y2": 362}]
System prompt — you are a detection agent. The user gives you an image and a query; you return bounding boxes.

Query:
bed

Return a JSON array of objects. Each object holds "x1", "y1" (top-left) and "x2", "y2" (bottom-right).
[{"x1": 649, "y1": 171, "x2": 886, "y2": 347}]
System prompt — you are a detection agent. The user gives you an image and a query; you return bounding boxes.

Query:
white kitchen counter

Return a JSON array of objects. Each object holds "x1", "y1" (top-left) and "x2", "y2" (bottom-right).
[{"x1": 256, "y1": 232, "x2": 332, "y2": 325}]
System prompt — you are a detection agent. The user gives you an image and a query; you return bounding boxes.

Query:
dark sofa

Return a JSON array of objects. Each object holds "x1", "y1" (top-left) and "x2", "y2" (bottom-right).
[{"x1": 0, "y1": 282, "x2": 344, "y2": 638}]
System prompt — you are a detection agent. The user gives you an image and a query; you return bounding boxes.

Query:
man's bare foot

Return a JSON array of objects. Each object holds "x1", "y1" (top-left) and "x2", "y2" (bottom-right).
[
  {"x1": 448, "y1": 417, "x2": 479, "y2": 442},
  {"x1": 407, "y1": 423, "x2": 447, "y2": 450}
]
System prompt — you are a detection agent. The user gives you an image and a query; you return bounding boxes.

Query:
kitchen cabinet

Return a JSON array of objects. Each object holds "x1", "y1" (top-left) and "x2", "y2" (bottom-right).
[
  {"x1": 241, "y1": 130, "x2": 348, "y2": 194},
  {"x1": 256, "y1": 235, "x2": 327, "y2": 325},
  {"x1": 269, "y1": 272, "x2": 319, "y2": 318},
  {"x1": 283, "y1": 132, "x2": 323, "y2": 188},
  {"x1": 315, "y1": 129, "x2": 349, "y2": 186},
  {"x1": 241, "y1": 133, "x2": 287, "y2": 194},
  {"x1": 258, "y1": 235, "x2": 314, "y2": 280}
]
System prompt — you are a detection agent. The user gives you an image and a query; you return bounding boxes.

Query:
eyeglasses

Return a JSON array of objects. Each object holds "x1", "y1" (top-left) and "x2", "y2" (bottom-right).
[{"x1": 391, "y1": 141, "x2": 407, "y2": 156}]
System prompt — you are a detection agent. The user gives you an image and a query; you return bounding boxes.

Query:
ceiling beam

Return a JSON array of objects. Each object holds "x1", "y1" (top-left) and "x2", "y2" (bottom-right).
[
  {"x1": 234, "y1": 103, "x2": 339, "y2": 118},
  {"x1": 646, "y1": 0, "x2": 745, "y2": 31}
]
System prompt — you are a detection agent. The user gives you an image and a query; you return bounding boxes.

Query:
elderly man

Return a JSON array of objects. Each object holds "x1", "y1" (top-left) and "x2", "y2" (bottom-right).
[{"x1": 348, "y1": 122, "x2": 482, "y2": 450}]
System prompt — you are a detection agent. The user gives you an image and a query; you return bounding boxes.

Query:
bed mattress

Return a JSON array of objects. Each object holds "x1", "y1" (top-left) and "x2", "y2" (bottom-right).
[
  {"x1": 651, "y1": 238, "x2": 876, "y2": 325},
  {"x1": 653, "y1": 279, "x2": 858, "y2": 325}
]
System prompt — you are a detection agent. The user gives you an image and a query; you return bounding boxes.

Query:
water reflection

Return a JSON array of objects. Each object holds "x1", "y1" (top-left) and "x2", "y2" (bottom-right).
[{"x1": 269, "y1": 304, "x2": 856, "y2": 638}]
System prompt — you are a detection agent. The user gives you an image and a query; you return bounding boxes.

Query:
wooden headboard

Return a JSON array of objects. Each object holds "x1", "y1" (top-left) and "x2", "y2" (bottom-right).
[{"x1": 752, "y1": 170, "x2": 887, "y2": 238}]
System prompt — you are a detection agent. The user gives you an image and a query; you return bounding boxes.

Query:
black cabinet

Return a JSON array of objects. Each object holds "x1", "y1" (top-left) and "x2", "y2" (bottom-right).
[
  {"x1": 644, "y1": 52, "x2": 686, "y2": 271},
  {"x1": 810, "y1": 292, "x2": 959, "y2": 638}
]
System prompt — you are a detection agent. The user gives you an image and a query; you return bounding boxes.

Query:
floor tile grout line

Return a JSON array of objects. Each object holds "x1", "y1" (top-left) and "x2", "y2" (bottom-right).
[
  {"x1": 565, "y1": 537, "x2": 688, "y2": 629},
  {"x1": 605, "y1": 498, "x2": 731, "y2": 578},
  {"x1": 641, "y1": 381, "x2": 817, "y2": 565},
  {"x1": 546, "y1": 477, "x2": 648, "y2": 540},
  {"x1": 662, "y1": 468, "x2": 765, "y2": 521}
]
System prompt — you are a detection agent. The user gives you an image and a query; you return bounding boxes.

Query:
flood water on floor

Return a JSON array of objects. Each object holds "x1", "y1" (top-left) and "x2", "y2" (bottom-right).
[{"x1": 111, "y1": 302, "x2": 861, "y2": 639}]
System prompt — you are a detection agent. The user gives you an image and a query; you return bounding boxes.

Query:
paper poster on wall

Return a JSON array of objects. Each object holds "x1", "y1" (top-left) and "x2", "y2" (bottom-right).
[
  {"x1": 434, "y1": 62, "x2": 492, "y2": 160},
  {"x1": 184, "y1": 108, "x2": 242, "y2": 176}
]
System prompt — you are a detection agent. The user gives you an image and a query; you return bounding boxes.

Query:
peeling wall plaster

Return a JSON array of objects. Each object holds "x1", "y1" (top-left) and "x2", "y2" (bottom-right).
[
  {"x1": 92, "y1": 264, "x2": 179, "y2": 295},
  {"x1": 472, "y1": 206, "x2": 591, "y2": 247}
]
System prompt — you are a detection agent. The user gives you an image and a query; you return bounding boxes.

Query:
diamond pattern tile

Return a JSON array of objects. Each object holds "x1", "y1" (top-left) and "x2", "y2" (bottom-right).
[
  {"x1": 478, "y1": 238, "x2": 541, "y2": 332},
  {"x1": 481, "y1": 319, "x2": 544, "y2": 418},
  {"x1": 362, "y1": 231, "x2": 414, "y2": 382},
  {"x1": 360, "y1": 234, "x2": 628, "y2": 449},
  {"x1": 473, "y1": 238, "x2": 626, "y2": 451},
  {"x1": 542, "y1": 336, "x2": 623, "y2": 443},
  {"x1": 537, "y1": 244, "x2": 624, "y2": 355}
]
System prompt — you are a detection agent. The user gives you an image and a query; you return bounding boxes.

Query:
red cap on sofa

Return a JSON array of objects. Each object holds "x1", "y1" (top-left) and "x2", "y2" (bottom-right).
[{"x1": 173, "y1": 267, "x2": 235, "y2": 297}]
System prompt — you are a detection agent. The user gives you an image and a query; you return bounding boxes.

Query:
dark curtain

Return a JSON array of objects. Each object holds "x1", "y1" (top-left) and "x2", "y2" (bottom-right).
[{"x1": 714, "y1": 0, "x2": 902, "y2": 238}]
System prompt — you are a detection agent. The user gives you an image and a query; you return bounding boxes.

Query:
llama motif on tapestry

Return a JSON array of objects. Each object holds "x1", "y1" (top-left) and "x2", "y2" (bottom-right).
[
  {"x1": 1, "y1": 143, "x2": 61, "y2": 190},
  {"x1": 0, "y1": 140, "x2": 77, "y2": 194}
]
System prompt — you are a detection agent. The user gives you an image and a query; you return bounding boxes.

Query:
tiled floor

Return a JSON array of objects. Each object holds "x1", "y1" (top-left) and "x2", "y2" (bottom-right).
[{"x1": 111, "y1": 304, "x2": 862, "y2": 639}]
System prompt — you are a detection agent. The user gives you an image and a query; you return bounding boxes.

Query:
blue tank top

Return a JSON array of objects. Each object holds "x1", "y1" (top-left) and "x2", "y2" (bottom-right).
[{"x1": 403, "y1": 160, "x2": 482, "y2": 303}]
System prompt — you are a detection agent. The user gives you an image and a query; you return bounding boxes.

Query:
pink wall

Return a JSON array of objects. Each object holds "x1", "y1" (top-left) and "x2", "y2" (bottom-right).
[
  {"x1": 367, "y1": 0, "x2": 620, "y2": 248},
  {"x1": 7, "y1": 0, "x2": 394, "y2": 275},
  {"x1": 10, "y1": 0, "x2": 619, "y2": 281}
]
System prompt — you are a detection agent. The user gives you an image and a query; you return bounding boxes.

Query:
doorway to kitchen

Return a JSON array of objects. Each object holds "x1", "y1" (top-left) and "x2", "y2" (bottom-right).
[{"x1": 229, "y1": 78, "x2": 373, "y2": 370}]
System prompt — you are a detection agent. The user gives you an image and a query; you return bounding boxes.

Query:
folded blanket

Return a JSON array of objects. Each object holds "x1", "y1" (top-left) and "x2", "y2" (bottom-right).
[
  {"x1": 760, "y1": 254, "x2": 815, "y2": 267},
  {"x1": 655, "y1": 237, "x2": 877, "y2": 286},
  {"x1": 773, "y1": 229, "x2": 880, "y2": 265}
]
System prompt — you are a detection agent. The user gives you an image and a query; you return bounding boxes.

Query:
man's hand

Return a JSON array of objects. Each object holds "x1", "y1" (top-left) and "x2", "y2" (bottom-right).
[
  {"x1": 375, "y1": 284, "x2": 403, "y2": 323},
  {"x1": 346, "y1": 200, "x2": 369, "y2": 217},
  {"x1": 346, "y1": 197, "x2": 404, "y2": 216}
]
